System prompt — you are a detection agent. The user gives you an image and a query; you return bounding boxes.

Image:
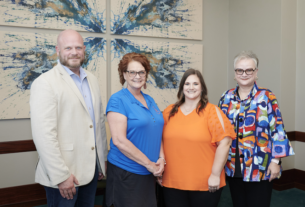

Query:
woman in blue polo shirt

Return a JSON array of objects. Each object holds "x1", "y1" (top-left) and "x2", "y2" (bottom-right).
[{"x1": 105, "y1": 52, "x2": 165, "y2": 207}]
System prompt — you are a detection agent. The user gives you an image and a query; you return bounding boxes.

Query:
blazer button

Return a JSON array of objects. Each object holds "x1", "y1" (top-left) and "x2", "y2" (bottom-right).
[
  {"x1": 239, "y1": 118, "x2": 243, "y2": 122},
  {"x1": 240, "y1": 154, "x2": 245, "y2": 158},
  {"x1": 92, "y1": 147, "x2": 95, "y2": 150},
  {"x1": 90, "y1": 125, "x2": 93, "y2": 128},
  {"x1": 239, "y1": 135, "x2": 243, "y2": 139}
]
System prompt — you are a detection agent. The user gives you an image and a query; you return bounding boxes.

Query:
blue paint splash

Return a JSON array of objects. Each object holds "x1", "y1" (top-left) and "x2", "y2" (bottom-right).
[
  {"x1": 5, "y1": 0, "x2": 105, "y2": 32},
  {"x1": 83, "y1": 37, "x2": 106, "y2": 69},
  {"x1": 111, "y1": 39, "x2": 188, "y2": 89},
  {"x1": 111, "y1": 0, "x2": 190, "y2": 35},
  {"x1": 0, "y1": 35, "x2": 105, "y2": 92}
]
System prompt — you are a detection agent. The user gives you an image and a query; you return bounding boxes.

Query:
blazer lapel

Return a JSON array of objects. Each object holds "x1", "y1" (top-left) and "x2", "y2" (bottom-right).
[{"x1": 55, "y1": 64, "x2": 90, "y2": 115}]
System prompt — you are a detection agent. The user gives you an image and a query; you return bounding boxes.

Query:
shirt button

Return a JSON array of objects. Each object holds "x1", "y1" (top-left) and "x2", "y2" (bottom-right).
[
  {"x1": 89, "y1": 107, "x2": 91, "y2": 110},
  {"x1": 91, "y1": 147, "x2": 95, "y2": 150},
  {"x1": 90, "y1": 125, "x2": 93, "y2": 128}
]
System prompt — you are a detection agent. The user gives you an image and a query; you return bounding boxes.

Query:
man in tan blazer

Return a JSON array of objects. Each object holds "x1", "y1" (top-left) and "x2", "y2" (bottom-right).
[{"x1": 30, "y1": 29, "x2": 108, "y2": 207}]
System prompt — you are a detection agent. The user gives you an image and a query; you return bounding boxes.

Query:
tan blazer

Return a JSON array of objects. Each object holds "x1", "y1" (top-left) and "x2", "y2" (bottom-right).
[{"x1": 30, "y1": 64, "x2": 108, "y2": 188}]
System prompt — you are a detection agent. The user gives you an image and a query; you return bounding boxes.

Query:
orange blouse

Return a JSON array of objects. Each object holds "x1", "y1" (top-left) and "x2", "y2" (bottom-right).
[{"x1": 162, "y1": 103, "x2": 236, "y2": 191}]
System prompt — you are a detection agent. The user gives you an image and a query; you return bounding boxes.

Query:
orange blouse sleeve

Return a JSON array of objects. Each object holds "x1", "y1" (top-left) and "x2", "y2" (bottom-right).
[{"x1": 208, "y1": 105, "x2": 236, "y2": 145}]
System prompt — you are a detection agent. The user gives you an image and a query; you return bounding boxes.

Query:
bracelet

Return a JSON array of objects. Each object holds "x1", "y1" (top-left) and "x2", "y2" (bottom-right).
[
  {"x1": 271, "y1": 158, "x2": 282, "y2": 165},
  {"x1": 159, "y1": 157, "x2": 166, "y2": 165}
]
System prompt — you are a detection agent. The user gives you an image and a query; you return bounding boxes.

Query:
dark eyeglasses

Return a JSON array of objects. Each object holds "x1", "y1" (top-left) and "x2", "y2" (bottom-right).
[
  {"x1": 126, "y1": 70, "x2": 146, "y2": 77},
  {"x1": 235, "y1": 68, "x2": 256, "y2": 75}
]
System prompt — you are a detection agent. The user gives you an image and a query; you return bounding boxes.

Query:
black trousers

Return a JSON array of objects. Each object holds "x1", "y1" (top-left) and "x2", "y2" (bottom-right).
[
  {"x1": 105, "y1": 162, "x2": 157, "y2": 207},
  {"x1": 227, "y1": 177, "x2": 273, "y2": 207},
  {"x1": 162, "y1": 187, "x2": 223, "y2": 207}
]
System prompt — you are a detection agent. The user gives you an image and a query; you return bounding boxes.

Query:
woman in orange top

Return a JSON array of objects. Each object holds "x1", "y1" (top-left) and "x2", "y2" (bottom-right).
[{"x1": 160, "y1": 69, "x2": 236, "y2": 207}]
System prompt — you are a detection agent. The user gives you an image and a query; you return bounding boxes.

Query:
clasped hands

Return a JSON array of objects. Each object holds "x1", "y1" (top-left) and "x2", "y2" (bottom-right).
[{"x1": 146, "y1": 158, "x2": 165, "y2": 186}]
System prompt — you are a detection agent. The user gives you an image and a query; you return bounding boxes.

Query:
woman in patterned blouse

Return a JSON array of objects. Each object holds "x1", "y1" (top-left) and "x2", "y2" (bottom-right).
[{"x1": 218, "y1": 51, "x2": 295, "y2": 207}]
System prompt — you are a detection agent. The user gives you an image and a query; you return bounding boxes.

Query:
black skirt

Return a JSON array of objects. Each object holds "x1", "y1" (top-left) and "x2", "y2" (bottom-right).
[{"x1": 105, "y1": 161, "x2": 157, "y2": 207}]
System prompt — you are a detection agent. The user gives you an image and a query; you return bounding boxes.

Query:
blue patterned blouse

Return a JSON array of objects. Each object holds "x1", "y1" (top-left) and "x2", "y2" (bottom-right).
[{"x1": 218, "y1": 82, "x2": 295, "y2": 182}]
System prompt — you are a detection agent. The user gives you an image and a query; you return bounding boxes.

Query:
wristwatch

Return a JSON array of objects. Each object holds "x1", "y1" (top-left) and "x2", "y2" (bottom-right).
[{"x1": 271, "y1": 159, "x2": 282, "y2": 165}]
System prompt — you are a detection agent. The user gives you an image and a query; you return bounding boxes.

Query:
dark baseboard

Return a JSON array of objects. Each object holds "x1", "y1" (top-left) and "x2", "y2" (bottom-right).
[
  {"x1": 287, "y1": 131, "x2": 296, "y2": 141},
  {"x1": 0, "y1": 140, "x2": 36, "y2": 154},
  {"x1": 287, "y1": 131, "x2": 305, "y2": 142},
  {"x1": 0, "y1": 182, "x2": 106, "y2": 206},
  {"x1": 0, "y1": 183, "x2": 45, "y2": 206},
  {"x1": 0, "y1": 199, "x2": 47, "y2": 207},
  {"x1": 273, "y1": 169, "x2": 305, "y2": 191}
]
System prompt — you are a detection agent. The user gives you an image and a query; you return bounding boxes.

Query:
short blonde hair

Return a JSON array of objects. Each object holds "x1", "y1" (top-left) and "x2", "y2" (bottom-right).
[{"x1": 234, "y1": 51, "x2": 259, "y2": 69}]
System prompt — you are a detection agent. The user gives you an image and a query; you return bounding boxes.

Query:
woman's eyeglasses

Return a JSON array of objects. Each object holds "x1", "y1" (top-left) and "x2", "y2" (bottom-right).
[
  {"x1": 126, "y1": 70, "x2": 146, "y2": 77},
  {"x1": 235, "y1": 68, "x2": 256, "y2": 75}
]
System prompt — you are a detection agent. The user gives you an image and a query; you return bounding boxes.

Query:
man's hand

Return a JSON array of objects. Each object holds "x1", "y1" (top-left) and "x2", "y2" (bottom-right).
[
  {"x1": 58, "y1": 174, "x2": 79, "y2": 199},
  {"x1": 98, "y1": 161, "x2": 107, "y2": 180}
]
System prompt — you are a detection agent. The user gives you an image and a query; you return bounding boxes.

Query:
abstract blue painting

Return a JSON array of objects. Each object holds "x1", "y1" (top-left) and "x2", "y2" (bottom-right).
[
  {"x1": 111, "y1": 38, "x2": 202, "y2": 110},
  {"x1": 111, "y1": 0, "x2": 202, "y2": 40},
  {"x1": 0, "y1": 0, "x2": 106, "y2": 33},
  {"x1": 0, "y1": 31, "x2": 107, "y2": 119}
]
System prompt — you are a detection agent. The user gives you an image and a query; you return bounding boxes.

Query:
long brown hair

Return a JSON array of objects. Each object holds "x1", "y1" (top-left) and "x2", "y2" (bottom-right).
[{"x1": 168, "y1": 69, "x2": 208, "y2": 119}]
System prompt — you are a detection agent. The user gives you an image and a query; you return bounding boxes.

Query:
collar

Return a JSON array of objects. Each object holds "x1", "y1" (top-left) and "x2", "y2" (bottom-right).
[
  {"x1": 57, "y1": 59, "x2": 87, "y2": 80},
  {"x1": 233, "y1": 81, "x2": 258, "y2": 101},
  {"x1": 122, "y1": 88, "x2": 151, "y2": 107}
]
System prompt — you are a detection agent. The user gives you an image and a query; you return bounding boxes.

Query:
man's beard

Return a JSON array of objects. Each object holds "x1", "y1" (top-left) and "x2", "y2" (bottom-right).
[{"x1": 59, "y1": 53, "x2": 85, "y2": 69}]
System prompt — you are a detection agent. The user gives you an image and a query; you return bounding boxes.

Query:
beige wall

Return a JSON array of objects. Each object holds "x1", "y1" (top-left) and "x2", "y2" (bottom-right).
[
  {"x1": 1, "y1": 0, "x2": 304, "y2": 188},
  {"x1": 280, "y1": 0, "x2": 296, "y2": 132},
  {"x1": 202, "y1": 0, "x2": 229, "y2": 105},
  {"x1": 279, "y1": 0, "x2": 297, "y2": 170},
  {"x1": 228, "y1": 0, "x2": 282, "y2": 96},
  {"x1": 296, "y1": 0, "x2": 305, "y2": 133},
  {"x1": 294, "y1": 0, "x2": 305, "y2": 171}
]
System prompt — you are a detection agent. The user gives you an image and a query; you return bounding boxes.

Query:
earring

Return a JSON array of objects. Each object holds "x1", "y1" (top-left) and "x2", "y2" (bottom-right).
[
  {"x1": 234, "y1": 77, "x2": 236, "y2": 80},
  {"x1": 144, "y1": 83, "x2": 147, "y2": 89},
  {"x1": 255, "y1": 77, "x2": 258, "y2": 80}
]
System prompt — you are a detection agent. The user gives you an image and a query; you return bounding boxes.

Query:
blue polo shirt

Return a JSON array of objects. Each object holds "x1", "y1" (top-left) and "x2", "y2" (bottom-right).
[{"x1": 106, "y1": 88, "x2": 164, "y2": 175}]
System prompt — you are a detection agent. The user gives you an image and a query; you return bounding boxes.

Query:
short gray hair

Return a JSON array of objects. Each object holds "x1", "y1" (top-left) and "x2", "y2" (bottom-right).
[{"x1": 233, "y1": 51, "x2": 259, "y2": 69}]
